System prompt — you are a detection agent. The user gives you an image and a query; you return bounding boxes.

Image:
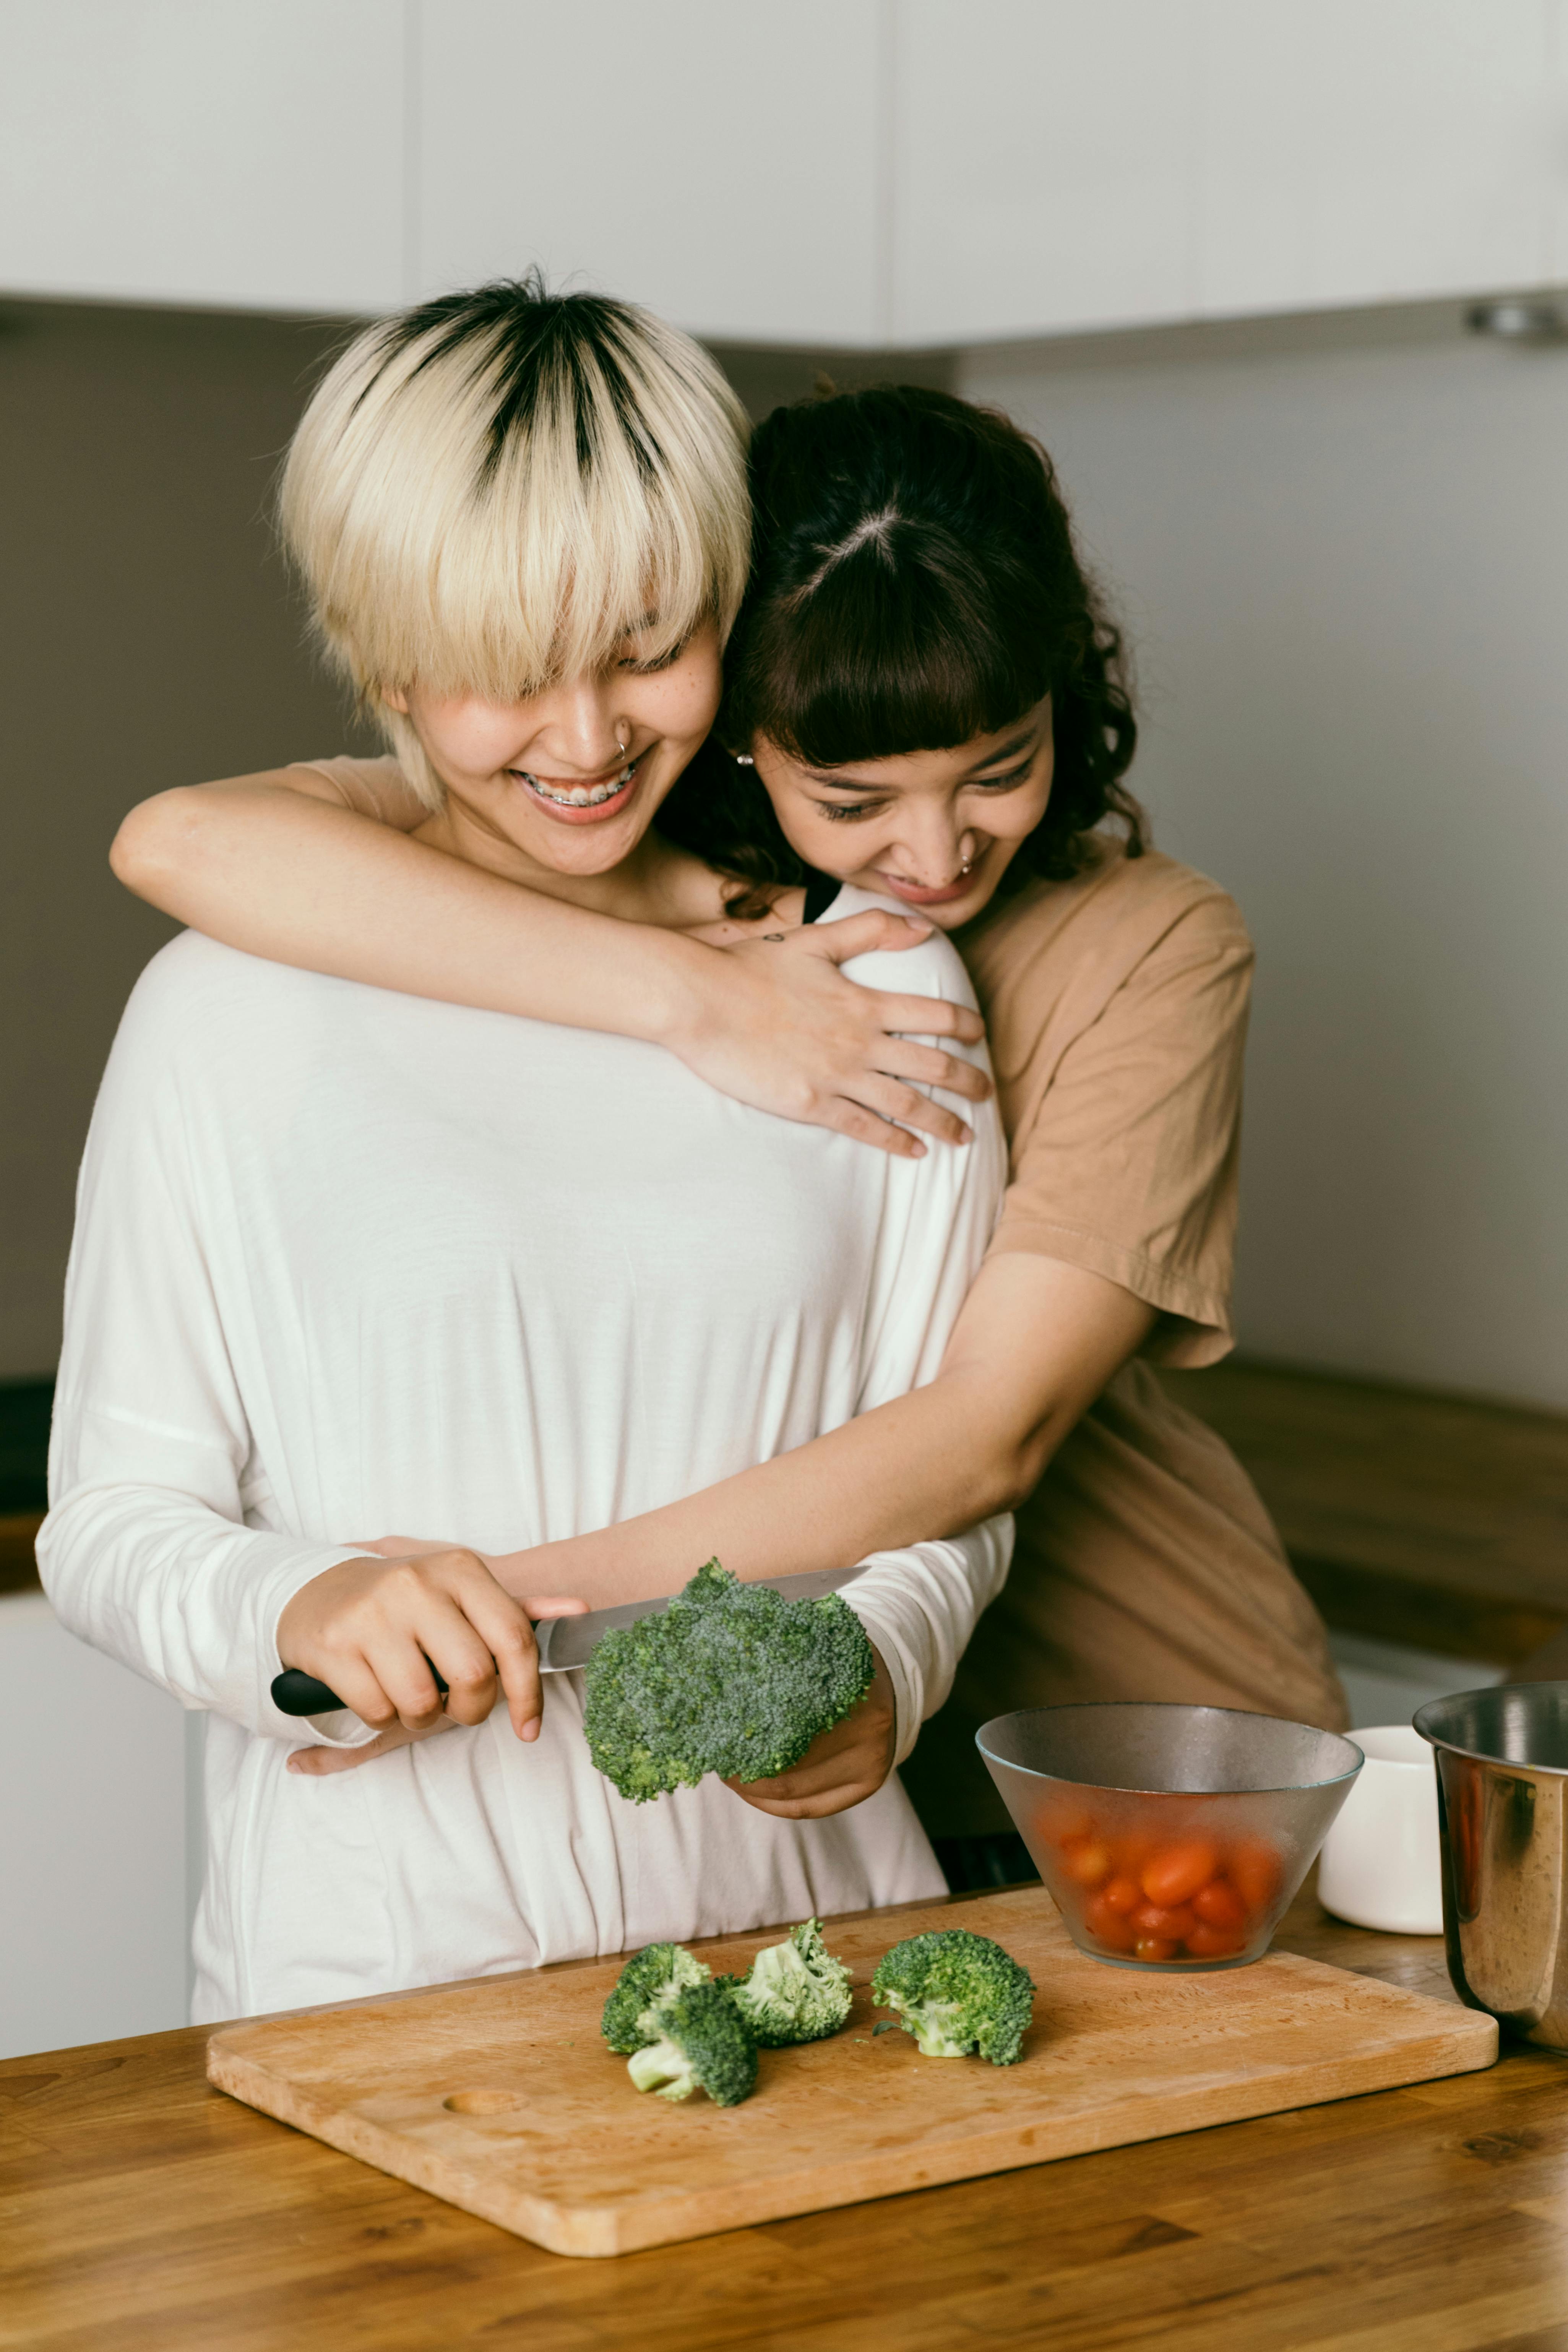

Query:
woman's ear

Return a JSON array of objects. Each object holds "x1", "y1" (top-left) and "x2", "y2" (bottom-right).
[{"x1": 380, "y1": 685, "x2": 411, "y2": 715}]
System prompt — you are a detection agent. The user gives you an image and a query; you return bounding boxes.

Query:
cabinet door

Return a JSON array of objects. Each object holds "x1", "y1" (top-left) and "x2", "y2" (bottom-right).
[
  {"x1": 0, "y1": 0, "x2": 405, "y2": 315},
  {"x1": 891, "y1": 0, "x2": 1200, "y2": 346},
  {"x1": 1197, "y1": 0, "x2": 1557, "y2": 315},
  {"x1": 416, "y1": 0, "x2": 884, "y2": 347}
]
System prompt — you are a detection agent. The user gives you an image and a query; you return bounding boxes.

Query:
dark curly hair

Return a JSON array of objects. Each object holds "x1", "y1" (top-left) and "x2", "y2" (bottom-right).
[{"x1": 657, "y1": 383, "x2": 1144, "y2": 906}]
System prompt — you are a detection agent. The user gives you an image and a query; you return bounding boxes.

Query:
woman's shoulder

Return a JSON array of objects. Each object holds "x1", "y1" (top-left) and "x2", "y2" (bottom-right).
[
  {"x1": 968, "y1": 837, "x2": 1251, "y2": 974},
  {"x1": 818, "y1": 883, "x2": 982, "y2": 1010}
]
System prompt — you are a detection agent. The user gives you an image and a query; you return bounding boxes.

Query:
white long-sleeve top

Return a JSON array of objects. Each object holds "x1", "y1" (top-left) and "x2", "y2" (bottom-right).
[{"x1": 41, "y1": 887, "x2": 1011, "y2": 2024}]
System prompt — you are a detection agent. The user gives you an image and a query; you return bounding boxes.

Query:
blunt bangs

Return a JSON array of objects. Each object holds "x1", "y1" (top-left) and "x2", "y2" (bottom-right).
[
  {"x1": 743, "y1": 521, "x2": 1049, "y2": 770},
  {"x1": 278, "y1": 275, "x2": 750, "y2": 805}
]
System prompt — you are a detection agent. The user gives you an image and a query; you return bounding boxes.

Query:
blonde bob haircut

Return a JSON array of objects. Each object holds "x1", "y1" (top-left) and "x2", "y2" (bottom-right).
[{"x1": 279, "y1": 274, "x2": 752, "y2": 805}]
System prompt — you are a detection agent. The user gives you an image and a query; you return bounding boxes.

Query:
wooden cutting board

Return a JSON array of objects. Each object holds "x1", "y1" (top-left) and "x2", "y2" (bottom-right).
[{"x1": 206, "y1": 1886, "x2": 1496, "y2": 2259}]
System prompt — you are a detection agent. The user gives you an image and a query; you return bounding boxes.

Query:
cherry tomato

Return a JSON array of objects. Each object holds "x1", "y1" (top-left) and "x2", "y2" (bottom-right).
[
  {"x1": 1131, "y1": 1901, "x2": 1197, "y2": 1941},
  {"x1": 1140, "y1": 1840, "x2": 1219, "y2": 1909},
  {"x1": 1060, "y1": 1837, "x2": 1114, "y2": 1889},
  {"x1": 1047, "y1": 1809, "x2": 1095, "y2": 1849},
  {"x1": 1134, "y1": 1936, "x2": 1178, "y2": 1964},
  {"x1": 1101, "y1": 1875, "x2": 1142, "y2": 1916},
  {"x1": 1228, "y1": 1838, "x2": 1282, "y2": 1914},
  {"x1": 1081, "y1": 1893, "x2": 1138, "y2": 1952},
  {"x1": 1192, "y1": 1878, "x2": 1248, "y2": 1928},
  {"x1": 1184, "y1": 1920, "x2": 1247, "y2": 1959}
]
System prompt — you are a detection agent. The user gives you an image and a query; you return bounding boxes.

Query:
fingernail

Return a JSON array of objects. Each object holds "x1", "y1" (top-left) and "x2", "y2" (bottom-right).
[
  {"x1": 520, "y1": 1715, "x2": 541, "y2": 1742},
  {"x1": 904, "y1": 918, "x2": 933, "y2": 933}
]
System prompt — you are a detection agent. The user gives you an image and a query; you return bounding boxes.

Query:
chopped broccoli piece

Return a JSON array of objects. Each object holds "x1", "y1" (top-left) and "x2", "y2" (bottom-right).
[
  {"x1": 583, "y1": 1558, "x2": 875, "y2": 1805},
  {"x1": 871, "y1": 1928, "x2": 1035, "y2": 2066},
  {"x1": 601, "y1": 1941, "x2": 711, "y2": 2055},
  {"x1": 724, "y1": 1918, "x2": 854, "y2": 2047},
  {"x1": 626, "y1": 1982, "x2": 759, "y2": 2106}
]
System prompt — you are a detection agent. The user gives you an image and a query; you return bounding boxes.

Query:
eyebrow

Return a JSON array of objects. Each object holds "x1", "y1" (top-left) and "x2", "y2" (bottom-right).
[{"x1": 803, "y1": 729, "x2": 1041, "y2": 789}]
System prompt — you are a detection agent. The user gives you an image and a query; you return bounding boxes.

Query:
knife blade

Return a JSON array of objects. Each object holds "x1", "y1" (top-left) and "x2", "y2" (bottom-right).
[{"x1": 268, "y1": 1563, "x2": 867, "y2": 1719}]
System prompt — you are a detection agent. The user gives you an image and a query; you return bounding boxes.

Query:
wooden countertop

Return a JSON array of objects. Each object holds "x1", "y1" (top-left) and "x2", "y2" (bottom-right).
[{"x1": 6, "y1": 1881, "x2": 1568, "y2": 2352}]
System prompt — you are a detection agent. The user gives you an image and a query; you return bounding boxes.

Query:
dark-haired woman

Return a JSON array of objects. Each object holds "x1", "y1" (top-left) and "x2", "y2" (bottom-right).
[{"x1": 115, "y1": 375, "x2": 1345, "y2": 1862}]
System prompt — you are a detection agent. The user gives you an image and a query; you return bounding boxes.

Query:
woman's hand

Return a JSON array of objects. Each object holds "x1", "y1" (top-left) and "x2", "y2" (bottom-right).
[
  {"x1": 674, "y1": 914, "x2": 991, "y2": 1159},
  {"x1": 276, "y1": 1544, "x2": 587, "y2": 1771},
  {"x1": 724, "y1": 1648, "x2": 898, "y2": 1820}
]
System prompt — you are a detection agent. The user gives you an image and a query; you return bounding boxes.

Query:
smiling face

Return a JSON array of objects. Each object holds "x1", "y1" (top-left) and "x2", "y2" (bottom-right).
[
  {"x1": 385, "y1": 621, "x2": 722, "y2": 901},
  {"x1": 754, "y1": 698, "x2": 1054, "y2": 928}
]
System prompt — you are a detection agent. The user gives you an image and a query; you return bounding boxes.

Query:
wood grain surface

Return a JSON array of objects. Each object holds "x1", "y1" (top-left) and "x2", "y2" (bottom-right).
[
  {"x1": 205, "y1": 1887, "x2": 1494, "y2": 2259},
  {"x1": 5, "y1": 1881, "x2": 1566, "y2": 2351}
]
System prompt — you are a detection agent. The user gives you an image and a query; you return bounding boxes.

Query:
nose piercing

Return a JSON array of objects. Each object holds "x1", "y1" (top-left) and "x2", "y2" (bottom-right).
[
  {"x1": 615, "y1": 728, "x2": 629, "y2": 755},
  {"x1": 959, "y1": 853, "x2": 974, "y2": 874}
]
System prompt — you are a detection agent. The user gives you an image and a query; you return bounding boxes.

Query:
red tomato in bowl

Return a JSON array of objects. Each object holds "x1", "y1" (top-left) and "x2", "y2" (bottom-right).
[
  {"x1": 1060, "y1": 1837, "x2": 1115, "y2": 1889},
  {"x1": 1100, "y1": 1875, "x2": 1142, "y2": 1916},
  {"x1": 1185, "y1": 1920, "x2": 1247, "y2": 1959},
  {"x1": 1191, "y1": 1878, "x2": 1248, "y2": 1929},
  {"x1": 1140, "y1": 1840, "x2": 1219, "y2": 1909},
  {"x1": 1130, "y1": 1901, "x2": 1197, "y2": 1942},
  {"x1": 1081, "y1": 1892, "x2": 1138, "y2": 1952},
  {"x1": 1227, "y1": 1838, "x2": 1282, "y2": 1914},
  {"x1": 1135, "y1": 1936, "x2": 1178, "y2": 1963}
]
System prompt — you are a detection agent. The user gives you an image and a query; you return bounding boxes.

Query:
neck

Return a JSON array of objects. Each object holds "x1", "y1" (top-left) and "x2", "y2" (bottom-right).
[{"x1": 416, "y1": 799, "x2": 714, "y2": 927}]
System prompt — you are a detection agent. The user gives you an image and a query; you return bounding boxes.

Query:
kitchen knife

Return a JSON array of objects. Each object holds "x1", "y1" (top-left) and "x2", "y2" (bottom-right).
[{"x1": 268, "y1": 1563, "x2": 868, "y2": 1718}]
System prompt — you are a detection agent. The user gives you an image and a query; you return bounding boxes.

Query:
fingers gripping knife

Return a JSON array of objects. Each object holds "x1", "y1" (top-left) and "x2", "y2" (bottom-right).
[{"x1": 268, "y1": 1565, "x2": 867, "y2": 1717}]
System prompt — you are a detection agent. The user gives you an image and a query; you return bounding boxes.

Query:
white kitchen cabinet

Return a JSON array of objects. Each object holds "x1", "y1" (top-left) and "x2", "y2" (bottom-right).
[
  {"x1": 890, "y1": 0, "x2": 1201, "y2": 345},
  {"x1": 413, "y1": 0, "x2": 885, "y2": 346},
  {"x1": 0, "y1": 0, "x2": 405, "y2": 315},
  {"x1": 1195, "y1": 0, "x2": 1558, "y2": 317},
  {"x1": 0, "y1": 1595, "x2": 190, "y2": 2059}
]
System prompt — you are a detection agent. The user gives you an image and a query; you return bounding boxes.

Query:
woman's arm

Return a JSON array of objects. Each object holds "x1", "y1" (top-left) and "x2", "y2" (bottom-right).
[
  {"x1": 111, "y1": 769, "x2": 990, "y2": 1155},
  {"x1": 489, "y1": 1252, "x2": 1154, "y2": 1611}
]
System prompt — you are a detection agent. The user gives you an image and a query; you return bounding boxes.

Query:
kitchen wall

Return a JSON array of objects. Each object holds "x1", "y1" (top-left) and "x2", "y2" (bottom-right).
[{"x1": 959, "y1": 306, "x2": 1568, "y2": 1411}]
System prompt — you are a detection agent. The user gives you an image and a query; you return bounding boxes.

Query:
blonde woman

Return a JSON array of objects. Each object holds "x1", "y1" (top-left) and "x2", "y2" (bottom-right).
[{"x1": 41, "y1": 281, "x2": 1010, "y2": 2021}]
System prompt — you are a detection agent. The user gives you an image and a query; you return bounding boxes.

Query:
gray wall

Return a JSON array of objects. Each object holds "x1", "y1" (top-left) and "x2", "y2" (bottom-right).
[
  {"x1": 961, "y1": 312, "x2": 1568, "y2": 1411},
  {"x1": 0, "y1": 299, "x2": 377, "y2": 1378}
]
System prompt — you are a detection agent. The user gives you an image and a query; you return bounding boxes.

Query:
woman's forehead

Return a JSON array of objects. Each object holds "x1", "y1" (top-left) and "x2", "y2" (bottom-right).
[{"x1": 781, "y1": 703, "x2": 1050, "y2": 790}]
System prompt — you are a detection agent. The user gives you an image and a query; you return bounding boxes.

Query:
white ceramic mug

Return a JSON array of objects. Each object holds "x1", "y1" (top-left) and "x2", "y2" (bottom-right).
[{"x1": 1316, "y1": 1724, "x2": 1444, "y2": 1934}]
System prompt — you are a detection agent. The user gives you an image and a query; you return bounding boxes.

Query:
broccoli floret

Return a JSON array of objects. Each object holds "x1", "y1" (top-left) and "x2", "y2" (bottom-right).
[
  {"x1": 724, "y1": 1918, "x2": 854, "y2": 2047},
  {"x1": 601, "y1": 1941, "x2": 711, "y2": 2055},
  {"x1": 871, "y1": 1928, "x2": 1035, "y2": 2066},
  {"x1": 626, "y1": 1982, "x2": 759, "y2": 2106},
  {"x1": 583, "y1": 1558, "x2": 875, "y2": 1805}
]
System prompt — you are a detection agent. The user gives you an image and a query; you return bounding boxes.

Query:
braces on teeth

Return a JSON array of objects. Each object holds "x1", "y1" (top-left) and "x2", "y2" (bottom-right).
[{"x1": 520, "y1": 760, "x2": 637, "y2": 808}]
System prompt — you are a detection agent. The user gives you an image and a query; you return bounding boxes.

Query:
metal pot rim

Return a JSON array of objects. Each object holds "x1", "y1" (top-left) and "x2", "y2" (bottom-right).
[{"x1": 1415, "y1": 1683, "x2": 1568, "y2": 1777}]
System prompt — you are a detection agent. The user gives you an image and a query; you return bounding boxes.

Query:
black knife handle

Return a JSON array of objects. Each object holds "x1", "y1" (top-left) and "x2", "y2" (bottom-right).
[{"x1": 271, "y1": 1666, "x2": 449, "y2": 1717}]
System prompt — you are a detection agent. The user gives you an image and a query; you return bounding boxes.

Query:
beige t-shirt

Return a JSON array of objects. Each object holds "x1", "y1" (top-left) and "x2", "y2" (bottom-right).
[{"x1": 901, "y1": 838, "x2": 1346, "y2": 1837}]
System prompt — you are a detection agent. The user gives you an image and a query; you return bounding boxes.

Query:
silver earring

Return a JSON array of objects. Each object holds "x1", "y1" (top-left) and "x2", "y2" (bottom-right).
[{"x1": 734, "y1": 753, "x2": 755, "y2": 766}]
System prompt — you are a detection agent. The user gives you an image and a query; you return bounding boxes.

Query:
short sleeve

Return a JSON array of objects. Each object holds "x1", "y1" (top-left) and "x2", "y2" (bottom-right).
[{"x1": 986, "y1": 893, "x2": 1253, "y2": 1366}]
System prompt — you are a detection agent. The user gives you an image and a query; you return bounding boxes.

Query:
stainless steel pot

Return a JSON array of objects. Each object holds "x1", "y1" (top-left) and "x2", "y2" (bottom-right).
[{"x1": 1415, "y1": 1682, "x2": 1568, "y2": 2049}]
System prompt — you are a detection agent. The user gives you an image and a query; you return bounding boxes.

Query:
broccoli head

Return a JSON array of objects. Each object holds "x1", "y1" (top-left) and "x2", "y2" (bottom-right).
[
  {"x1": 601, "y1": 1941, "x2": 711, "y2": 2055},
  {"x1": 626, "y1": 1981, "x2": 759, "y2": 2106},
  {"x1": 724, "y1": 1918, "x2": 854, "y2": 2047},
  {"x1": 872, "y1": 1928, "x2": 1035, "y2": 2065},
  {"x1": 583, "y1": 1558, "x2": 875, "y2": 1804}
]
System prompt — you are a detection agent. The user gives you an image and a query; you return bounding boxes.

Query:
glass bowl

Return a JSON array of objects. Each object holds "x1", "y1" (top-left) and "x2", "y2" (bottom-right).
[{"x1": 977, "y1": 1702, "x2": 1363, "y2": 1971}]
